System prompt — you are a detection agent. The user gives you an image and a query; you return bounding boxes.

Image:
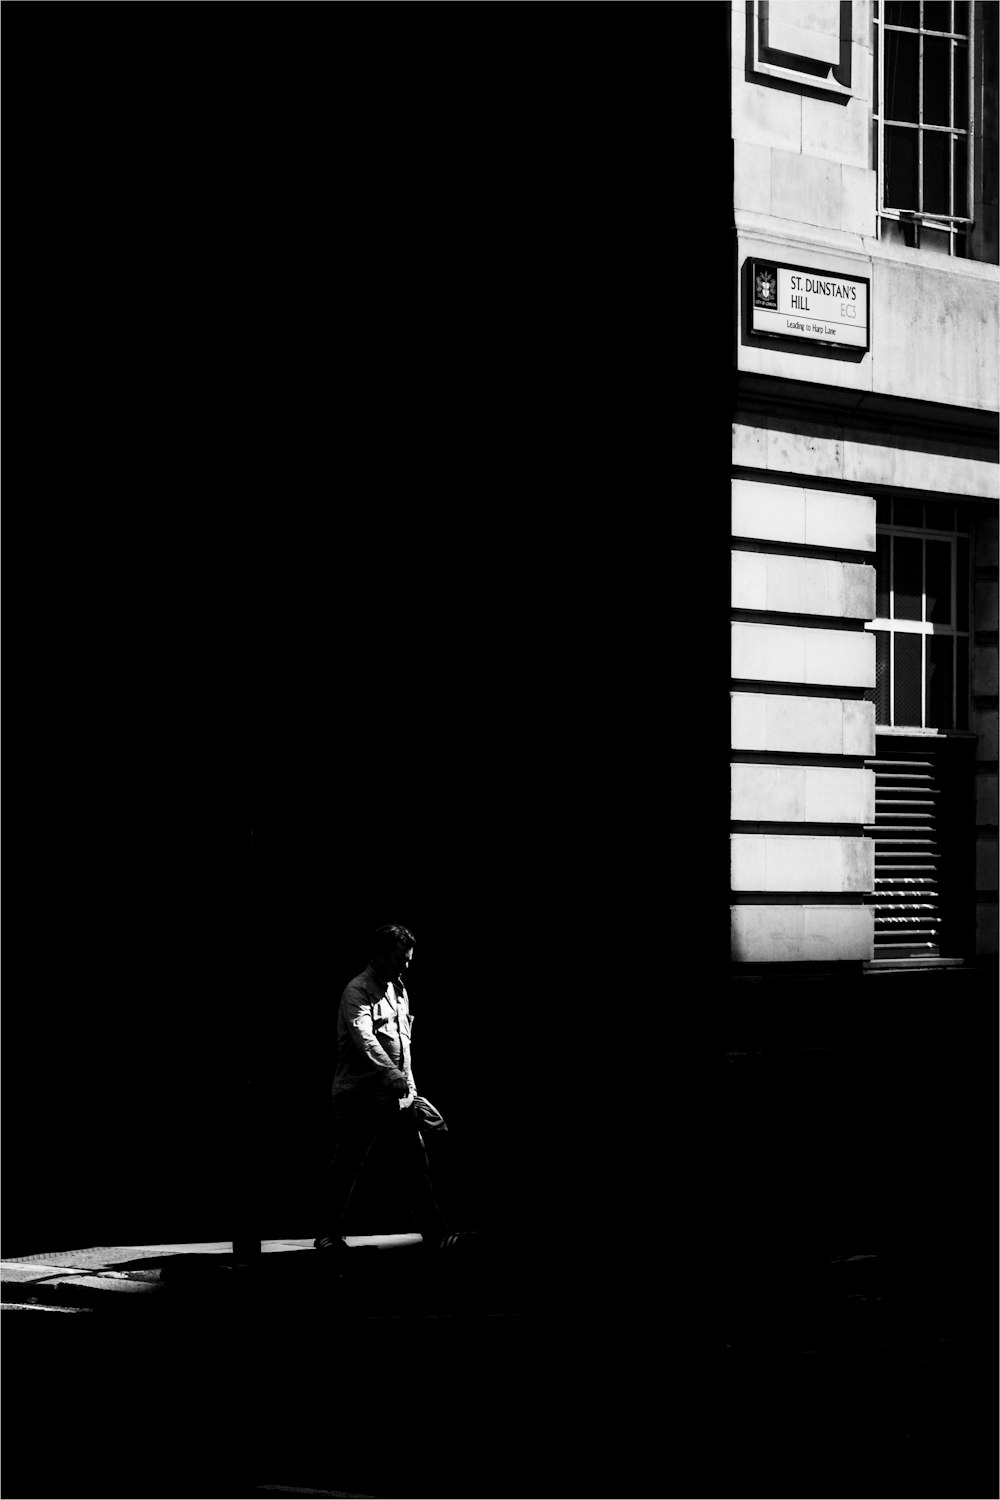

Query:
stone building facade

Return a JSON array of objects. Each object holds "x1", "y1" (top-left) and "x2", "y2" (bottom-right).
[{"x1": 729, "y1": 1, "x2": 999, "y2": 979}]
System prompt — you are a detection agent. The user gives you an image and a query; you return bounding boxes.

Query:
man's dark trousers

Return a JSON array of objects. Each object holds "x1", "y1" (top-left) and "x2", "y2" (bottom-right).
[{"x1": 324, "y1": 1092, "x2": 446, "y2": 1244}]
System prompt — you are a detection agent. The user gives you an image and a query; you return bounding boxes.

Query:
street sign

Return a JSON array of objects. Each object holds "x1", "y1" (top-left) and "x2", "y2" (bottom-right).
[{"x1": 750, "y1": 258, "x2": 870, "y2": 351}]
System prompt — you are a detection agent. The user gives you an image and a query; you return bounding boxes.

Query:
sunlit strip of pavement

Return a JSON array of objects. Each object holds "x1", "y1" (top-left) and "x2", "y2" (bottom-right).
[
  {"x1": 253, "y1": 1488, "x2": 378, "y2": 1498},
  {"x1": 0, "y1": 1234, "x2": 485, "y2": 1312},
  {"x1": 2, "y1": 1234, "x2": 421, "y2": 1268}
]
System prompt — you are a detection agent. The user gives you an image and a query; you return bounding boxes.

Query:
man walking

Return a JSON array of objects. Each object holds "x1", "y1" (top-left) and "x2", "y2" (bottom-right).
[{"x1": 315, "y1": 923, "x2": 450, "y2": 1254}]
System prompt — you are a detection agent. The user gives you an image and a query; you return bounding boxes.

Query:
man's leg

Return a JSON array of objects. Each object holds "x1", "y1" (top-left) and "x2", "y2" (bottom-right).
[
  {"x1": 395, "y1": 1110, "x2": 449, "y2": 1246},
  {"x1": 318, "y1": 1094, "x2": 382, "y2": 1244}
]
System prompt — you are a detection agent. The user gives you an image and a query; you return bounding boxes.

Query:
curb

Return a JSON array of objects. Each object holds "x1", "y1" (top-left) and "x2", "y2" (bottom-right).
[{"x1": 1, "y1": 1268, "x2": 164, "y2": 1310}]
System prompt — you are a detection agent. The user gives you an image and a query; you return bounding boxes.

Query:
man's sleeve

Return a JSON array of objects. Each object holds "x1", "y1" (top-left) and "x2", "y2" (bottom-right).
[
  {"x1": 400, "y1": 996, "x2": 417, "y2": 1096},
  {"x1": 342, "y1": 987, "x2": 407, "y2": 1083}
]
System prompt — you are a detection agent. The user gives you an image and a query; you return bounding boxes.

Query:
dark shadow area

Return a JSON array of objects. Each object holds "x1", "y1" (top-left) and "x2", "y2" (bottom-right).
[{"x1": 3, "y1": 5, "x2": 997, "y2": 1500}]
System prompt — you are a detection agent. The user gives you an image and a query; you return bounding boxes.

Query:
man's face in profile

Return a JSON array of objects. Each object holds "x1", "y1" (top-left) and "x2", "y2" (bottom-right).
[{"x1": 390, "y1": 943, "x2": 414, "y2": 985}]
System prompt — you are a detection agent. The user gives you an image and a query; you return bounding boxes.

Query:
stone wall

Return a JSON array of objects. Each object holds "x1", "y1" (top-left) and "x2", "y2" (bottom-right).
[
  {"x1": 730, "y1": 478, "x2": 877, "y2": 963},
  {"x1": 730, "y1": 0, "x2": 998, "y2": 967},
  {"x1": 974, "y1": 510, "x2": 999, "y2": 953}
]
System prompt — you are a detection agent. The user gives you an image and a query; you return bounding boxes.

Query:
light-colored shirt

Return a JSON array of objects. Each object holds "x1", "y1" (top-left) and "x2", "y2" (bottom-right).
[{"x1": 331, "y1": 963, "x2": 417, "y2": 1105}]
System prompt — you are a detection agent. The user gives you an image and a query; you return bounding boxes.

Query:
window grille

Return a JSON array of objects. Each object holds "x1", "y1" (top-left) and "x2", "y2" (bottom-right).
[
  {"x1": 865, "y1": 746, "x2": 943, "y2": 956},
  {"x1": 873, "y1": 0, "x2": 974, "y2": 256},
  {"x1": 865, "y1": 736, "x2": 976, "y2": 963},
  {"x1": 864, "y1": 498, "x2": 971, "y2": 729}
]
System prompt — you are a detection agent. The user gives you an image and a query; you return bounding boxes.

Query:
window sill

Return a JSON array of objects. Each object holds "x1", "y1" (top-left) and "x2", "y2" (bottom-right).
[
  {"x1": 872, "y1": 726, "x2": 978, "y2": 738},
  {"x1": 864, "y1": 956, "x2": 972, "y2": 972}
]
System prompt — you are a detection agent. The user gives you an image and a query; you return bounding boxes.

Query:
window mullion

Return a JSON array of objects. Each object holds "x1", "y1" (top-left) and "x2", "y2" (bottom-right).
[
  {"x1": 967, "y1": 11, "x2": 975, "y2": 239},
  {"x1": 918, "y1": 6, "x2": 924, "y2": 222},
  {"x1": 949, "y1": 20, "x2": 955, "y2": 254},
  {"x1": 889, "y1": 533, "x2": 895, "y2": 726},
  {"x1": 920, "y1": 537, "x2": 927, "y2": 727},
  {"x1": 877, "y1": 7, "x2": 886, "y2": 228},
  {"x1": 952, "y1": 536, "x2": 958, "y2": 726}
]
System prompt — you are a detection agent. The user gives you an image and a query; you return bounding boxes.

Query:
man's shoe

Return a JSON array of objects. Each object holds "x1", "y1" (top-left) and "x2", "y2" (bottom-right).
[
  {"x1": 313, "y1": 1235, "x2": 350, "y2": 1253},
  {"x1": 425, "y1": 1231, "x2": 478, "y2": 1250}
]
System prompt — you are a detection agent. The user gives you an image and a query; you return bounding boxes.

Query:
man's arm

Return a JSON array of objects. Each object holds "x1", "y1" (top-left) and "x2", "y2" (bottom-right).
[
  {"x1": 341, "y1": 989, "x2": 409, "y2": 1094},
  {"x1": 400, "y1": 992, "x2": 417, "y2": 1100}
]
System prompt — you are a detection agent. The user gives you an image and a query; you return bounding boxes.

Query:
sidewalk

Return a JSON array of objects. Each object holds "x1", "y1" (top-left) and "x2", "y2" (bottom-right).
[
  {"x1": 0, "y1": 1230, "x2": 555, "y2": 1328},
  {"x1": 3, "y1": 1233, "x2": 993, "y2": 1500},
  {"x1": 1, "y1": 1234, "x2": 547, "y2": 1499},
  {"x1": 0, "y1": 1236, "x2": 423, "y2": 1312}
]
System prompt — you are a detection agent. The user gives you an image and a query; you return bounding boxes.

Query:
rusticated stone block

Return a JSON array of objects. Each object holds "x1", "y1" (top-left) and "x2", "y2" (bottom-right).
[
  {"x1": 731, "y1": 763, "x2": 875, "y2": 823},
  {"x1": 731, "y1": 904, "x2": 874, "y2": 962},
  {"x1": 974, "y1": 645, "x2": 999, "y2": 698},
  {"x1": 731, "y1": 834, "x2": 874, "y2": 891},
  {"x1": 976, "y1": 835, "x2": 999, "y2": 892},
  {"x1": 972, "y1": 708, "x2": 999, "y2": 762},
  {"x1": 976, "y1": 902, "x2": 999, "y2": 956},
  {"x1": 732, "y1": 551, "x2": 875, "y2": 619},
  {"x1": 732, "y1": 622, "x2": 874, "y2": 688},
  {"x1": 976, "y1": 773, "x2": 999, "y2": 828},
  {"x1": 731, "y1": 692, "x2": 875, "y2": 756}
]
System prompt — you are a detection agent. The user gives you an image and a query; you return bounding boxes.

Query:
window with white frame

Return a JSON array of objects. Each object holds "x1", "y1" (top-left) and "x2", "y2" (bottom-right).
[
  {"x1": 863, "y1": 500, "x2": 976, "y2": 963},
  {"x1": 865, "y1": 498, "x2": 971, "y2": 729},
  {"x1": 873, "y1": 1, "x2": 973, "y2": 256}
]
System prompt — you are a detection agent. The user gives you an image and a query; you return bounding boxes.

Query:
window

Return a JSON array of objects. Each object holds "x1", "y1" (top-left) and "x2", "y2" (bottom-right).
[
  {"x1": 873, "y1": 1, "x2": 973, "y2": 256},
  {"x1": 863, "y1": 499, "x2": 976, "y2": 964},
  {"x1": 865, "y1": 737, "x2": 976, "y2": 960},
  {"x1": 864, "y1": 498, "x2": 970, "y2": 730}
]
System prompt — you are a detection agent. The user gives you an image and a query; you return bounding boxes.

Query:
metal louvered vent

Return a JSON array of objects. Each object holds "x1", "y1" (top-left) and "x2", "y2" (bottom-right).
[{"x1": 865, "y1": 750, "x2": 941, "y2": 958}]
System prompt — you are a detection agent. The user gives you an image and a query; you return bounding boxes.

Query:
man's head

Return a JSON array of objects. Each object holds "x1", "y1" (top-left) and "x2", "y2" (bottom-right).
[{"x1": 370, "y1": 923, "x2": 416, "y2": 984}]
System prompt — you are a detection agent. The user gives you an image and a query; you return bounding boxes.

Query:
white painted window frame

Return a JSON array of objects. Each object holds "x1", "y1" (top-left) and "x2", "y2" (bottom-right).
[
  {"x1": 865, "y1": 507, "x2": 971, "y2": 729},
  {"x1": 874, "y1": 0, "x2": 976, "y2": 256}
]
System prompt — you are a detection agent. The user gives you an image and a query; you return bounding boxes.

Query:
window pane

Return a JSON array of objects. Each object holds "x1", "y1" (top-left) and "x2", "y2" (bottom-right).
[
  {"x1": 881, "y1": 217, "x2": 921, "y2": 248},
  {"x1": 876, "y1": 532, "x2": 891, "y2": 616},
  {"x1": 884, "y1": 32, "x2": 919, "y2": 121},
  {"x1": 927, "y1": 636, "x2": 953, "y2": 729},
  {"x1": 894, "y1": 535, "x2": 923, "y2": 618},
  {"x1": 923, "y1": 131, "x2": 951, "y2": 213},
  {"x1": 877, "y1": 497, "x2": 892, "y2": 525},
  {"x1": 895, "y1": 633, "x2": 923, "y2": 726},
  {"x1": 926, "y1": 540, "x2": 952, "y2": 623},
  {"x1": 956, "y1": 636, "x2": 968, "y2": 729},
  {"x1": 894, "y1": 499, "x2": 923, "y2": 527},
  {"x1": 953, "y1": 1, "x2": 969, "y2": 34},
  {"x1": 957, "y1": 536, "x2": 969, "y2": 629},
  {"x1": 923, "y1": 38, "x2": 951, "y2": 125},
  {"x1": 884, "y1": 2, "x2": 920, "y2": 25},
  {"x1": 920, "y1": 224, "x2": 952, "y2": 255},
  {"x1": 925, "y1": 501, "x2": 954, "y2": 530},
  {"x1": 923, "y1": 2, "x2": 952, "y2": 30},
  {"x1": 874, "y1": 630, "x2": 891, "y2": 724},
  {"x1": 954, "y1": 135, "x2": 968, "y2": 216},
  {"x1": 885, "y1": 127, "x2": 919, "y2": 208},
  {"x1": 954, "y1": 44, "x2": 969, "y2": 125}
]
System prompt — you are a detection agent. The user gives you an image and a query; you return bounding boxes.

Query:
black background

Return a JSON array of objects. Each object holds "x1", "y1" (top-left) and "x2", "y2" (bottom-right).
[
  {"x1": 3, "y1": 4, "x2": 734, "y2": 1265},
  {"x1": 3, "y1": 7, "x2": 996, "y2": 1498}
]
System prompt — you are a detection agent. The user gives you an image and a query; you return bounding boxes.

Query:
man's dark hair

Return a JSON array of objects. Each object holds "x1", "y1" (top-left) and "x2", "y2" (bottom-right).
[{"x1": 371, "y1": 923, "x2": 416, "y2": 959}]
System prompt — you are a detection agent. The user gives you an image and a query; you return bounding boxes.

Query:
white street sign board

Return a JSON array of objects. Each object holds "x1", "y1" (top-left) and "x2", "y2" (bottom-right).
[{"x1": 751, "y1": 260, "x2": 869, "y2": 350}]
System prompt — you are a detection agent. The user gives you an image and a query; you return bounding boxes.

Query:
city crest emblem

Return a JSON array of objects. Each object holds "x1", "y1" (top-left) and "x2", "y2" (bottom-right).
[{"x1": 754, "y1": 265, "x2": 777, "y2": 308}]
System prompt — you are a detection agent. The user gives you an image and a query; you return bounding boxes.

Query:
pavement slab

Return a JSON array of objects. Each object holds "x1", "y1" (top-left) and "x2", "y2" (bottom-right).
[
  {"x1": 1, "y1": 1235, "x2": 419, "y2": 1270},
  {"x1": 0, "y1": 1233, "x2": 538, "y2": 1320},
  {"x1": 253, "y1": 1489, "x2": 378, "y2": 1498}
]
